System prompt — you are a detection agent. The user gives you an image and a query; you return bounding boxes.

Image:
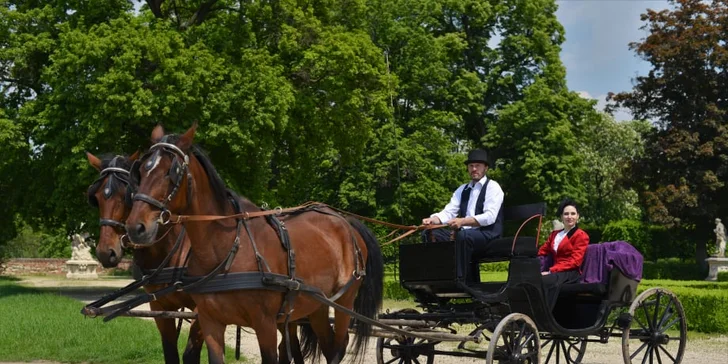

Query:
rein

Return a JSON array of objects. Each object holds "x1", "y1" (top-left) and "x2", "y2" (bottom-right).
[{"x1": 160, "y1": 201, "x2": 445, "y2": 246}]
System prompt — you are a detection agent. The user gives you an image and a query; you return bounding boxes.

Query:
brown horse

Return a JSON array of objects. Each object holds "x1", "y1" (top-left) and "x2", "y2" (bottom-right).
[
  {"x1": 124, "y1": 124, "x2": 384, "y2": 364},
  {"x1": 87, "y1": 151, "x2": 311, "y2": 363},
  {"x1": 86, "y1": 151, "x2": 205, "y2": 364}
]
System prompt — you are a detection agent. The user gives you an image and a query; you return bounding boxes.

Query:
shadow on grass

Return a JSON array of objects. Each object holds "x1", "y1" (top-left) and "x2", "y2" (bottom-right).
[{"x1": 0, "y1": 276, "x2": 144, "y2": 305}]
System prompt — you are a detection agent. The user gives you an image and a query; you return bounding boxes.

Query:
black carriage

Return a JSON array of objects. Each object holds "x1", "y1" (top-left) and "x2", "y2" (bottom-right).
[{"x1": 377, "y1": 203, "x2": 687, "y2": 364}]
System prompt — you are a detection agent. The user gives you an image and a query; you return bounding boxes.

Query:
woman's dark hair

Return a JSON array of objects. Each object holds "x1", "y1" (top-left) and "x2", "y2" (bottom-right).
[{"x1": 557, "y1": 198, "x2": 580, "y2": 216}]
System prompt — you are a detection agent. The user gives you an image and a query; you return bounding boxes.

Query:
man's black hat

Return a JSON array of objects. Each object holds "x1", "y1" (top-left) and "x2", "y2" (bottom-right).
[{"x1": 464, "y1": 149, "x2": 489, "y2": 165}]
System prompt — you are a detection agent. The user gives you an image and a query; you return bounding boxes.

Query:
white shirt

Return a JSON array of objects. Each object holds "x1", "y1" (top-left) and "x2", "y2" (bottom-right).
[
  {"x1": 431, "y1": 176, "x2": 504, "y2": 229},
  {"x1": 553, "y1": 227, "x2": 573, "y2": 253}
]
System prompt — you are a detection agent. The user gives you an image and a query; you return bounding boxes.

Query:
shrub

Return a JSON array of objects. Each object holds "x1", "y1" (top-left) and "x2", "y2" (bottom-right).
[
  {"x1": 637, "y1": 285, "x2": 728, "y2": 333},
  {"x1": 642, "y1": 258, "x2": 706, "y2": 280},
  {"x1": 578, "y1": 222, "x2": 603, "y2": 245},
  {"x1": 718, "y1": 271, "x2": 728, "y2": 282},
  {"x1": 383, "y1": 280, "x2": 410, "y2": 300},
  {"x1": 602, "y1": 219, "x2": 652, "y2": 259}
]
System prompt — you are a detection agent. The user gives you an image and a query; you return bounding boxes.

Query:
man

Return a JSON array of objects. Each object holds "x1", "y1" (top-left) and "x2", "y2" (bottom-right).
[{"x1": 422, "y1": 149, "x2": 504, "y2": 281}]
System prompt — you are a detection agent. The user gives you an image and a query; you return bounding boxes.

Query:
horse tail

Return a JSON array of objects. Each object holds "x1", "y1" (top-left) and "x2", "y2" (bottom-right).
[
  {"x1": 298, "y1": 323, "x2": 321, "y2": 362},
  {"x1": 347, "y1": 217, "x2": 384, "y2": 361}
]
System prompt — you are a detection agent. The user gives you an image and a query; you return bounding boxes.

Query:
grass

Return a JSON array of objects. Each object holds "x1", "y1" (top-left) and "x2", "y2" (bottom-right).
[{"x1": 0, "y1": 276, "x2": 242, "y2": 363}]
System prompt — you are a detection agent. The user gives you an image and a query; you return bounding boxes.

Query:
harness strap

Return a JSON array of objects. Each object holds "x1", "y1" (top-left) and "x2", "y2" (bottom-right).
[
  {"x1": 133, "y1": 193, "x2": 167, "y2": 210},
  {"x1": 99, "y1": 218, "x2": 126, "y2": 230},
  {"x1": 82, "y1": 226, "x2": 188, "y2": 316}
]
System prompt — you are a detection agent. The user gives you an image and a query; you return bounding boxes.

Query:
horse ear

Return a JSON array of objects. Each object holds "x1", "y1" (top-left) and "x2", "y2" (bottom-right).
[
  {"x1": 151, "y1": 124, "x2": 165, "y2": 142},
  {"x1": 178, "y1": 122, "x2": 198, "y2": 150},
  {"x1": 86, "y1": 152, "x2": 102, "y2": 171},
  {"x1": 129, "y1": 150, "x2": 141, "y2": 161}
]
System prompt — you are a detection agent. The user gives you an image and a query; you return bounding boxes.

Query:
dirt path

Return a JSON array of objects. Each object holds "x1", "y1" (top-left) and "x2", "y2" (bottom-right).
[{"x1": 12, "y1": 276, "x2": 728, "y2": 363}]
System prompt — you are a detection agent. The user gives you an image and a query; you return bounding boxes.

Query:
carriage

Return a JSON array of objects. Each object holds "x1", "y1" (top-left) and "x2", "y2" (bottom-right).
[
  {"x1": 373, "y1": 203, "x2": 687, "y2": 364},
  {"x1": 84, "y1": 124, "x2": 687, "y2": 364}
]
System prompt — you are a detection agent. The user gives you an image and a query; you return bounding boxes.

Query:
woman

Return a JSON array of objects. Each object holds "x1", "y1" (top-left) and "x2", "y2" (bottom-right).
[{"x1": 538, "y1": 198, "x2": 589, "y2": 310}]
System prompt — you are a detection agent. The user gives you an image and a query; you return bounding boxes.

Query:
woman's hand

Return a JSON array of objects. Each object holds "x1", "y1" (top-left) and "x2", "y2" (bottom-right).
[{"x1": 541, "y1": 271, "x2": 550, "y2": 276}]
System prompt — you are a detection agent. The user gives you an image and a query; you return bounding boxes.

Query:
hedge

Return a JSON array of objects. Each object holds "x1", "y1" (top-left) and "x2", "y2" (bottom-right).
[
  {"x1": 636, "y1": 285, "x2": 728, "y2": 333},
  {"x1": 717, "y1": 271, "x2": 728, "y2": 282},
  {"x1": 642, "y1": 259, "x2": 706, "y2": 280}
]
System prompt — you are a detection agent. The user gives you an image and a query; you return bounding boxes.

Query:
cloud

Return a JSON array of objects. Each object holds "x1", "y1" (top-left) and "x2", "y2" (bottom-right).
[{"x1": 576, "y1": 90, "x2": 634, "y2": 121}]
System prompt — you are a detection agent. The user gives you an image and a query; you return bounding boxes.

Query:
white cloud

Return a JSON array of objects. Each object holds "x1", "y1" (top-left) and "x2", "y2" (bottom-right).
[{"x1": 576, "y1": 90, "x2": 634, "y2": 121}]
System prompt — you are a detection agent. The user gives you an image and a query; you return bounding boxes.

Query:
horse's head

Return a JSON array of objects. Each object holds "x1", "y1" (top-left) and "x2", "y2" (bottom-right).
[
  {"x1": 126, "y1": 124, "x2": 197, "y2": 246},
  {"x1": 86, "y1": 151, "x2": 139, "y2": 267}
]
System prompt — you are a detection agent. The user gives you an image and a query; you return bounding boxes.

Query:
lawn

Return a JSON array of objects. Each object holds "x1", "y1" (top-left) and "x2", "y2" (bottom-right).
[{"x1": 0, "y1": 276, "x2": 241, "y2": 363}]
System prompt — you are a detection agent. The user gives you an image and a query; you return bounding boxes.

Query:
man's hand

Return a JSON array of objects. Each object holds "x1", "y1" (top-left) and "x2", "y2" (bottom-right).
[
  {"x1": 422, "y1": 216, "x2": 441, "y2": 225},
  {"x1": 447, "y1": 218, "x2": 466, "y2": 229}
]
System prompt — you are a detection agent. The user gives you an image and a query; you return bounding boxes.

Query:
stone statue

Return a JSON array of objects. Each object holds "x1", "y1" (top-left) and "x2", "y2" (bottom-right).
[
  {"x1": 714, "y1": 218, "x2": 726, "y2": 258},
  {"x1": 552, "y1": 219, "x2": 564, "y2": 231},
  {"x1": 67, "y1": 232, "x2": 98, "y2": 279},
  {"x1": 71, "y1": 233, "x2": 93, "y2": 261}
]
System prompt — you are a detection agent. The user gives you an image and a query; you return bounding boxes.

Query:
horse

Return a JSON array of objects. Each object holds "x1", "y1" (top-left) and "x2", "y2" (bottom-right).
[
  {"x1": 124, "y1": 124, "x2": 384, "y2": 364},
  {"x1": 86, "y1": 151, "x2": 205, "y2": 364},
  {"x1": 87, "y1": 150, "x2": 310, "y2": 364}
]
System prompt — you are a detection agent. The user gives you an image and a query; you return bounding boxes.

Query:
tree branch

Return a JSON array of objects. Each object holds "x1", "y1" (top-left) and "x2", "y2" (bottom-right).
[
  {"x1": 181, "y1": 0, "x2": 219, "y2": 30},
  {"x1": 145, "y1": 0, "x2": 165, "y2": 18}
]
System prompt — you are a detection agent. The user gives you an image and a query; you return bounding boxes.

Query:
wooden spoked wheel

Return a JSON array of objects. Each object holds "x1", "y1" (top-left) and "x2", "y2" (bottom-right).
[
  {"x1": 376, "y1": 309, "x2": 436, "y2": 364},
  {"x1": 376, "y1": 335, "x2": 435, "y2": 364},
  {"x1": 486, "y1": 313, "x2": 540, "y2": 364},
  {"x1": 541, "y1": 335, "x2": 587, "y2": 364},
  {"x1": 621, "y1": 288, "x2": 687, "y2": 364}
]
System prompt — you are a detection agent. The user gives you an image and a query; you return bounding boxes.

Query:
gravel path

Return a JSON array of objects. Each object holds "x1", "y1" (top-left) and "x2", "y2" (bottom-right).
[{"x1": 12, "y1": 276, "x2": 728, "y2": 363}]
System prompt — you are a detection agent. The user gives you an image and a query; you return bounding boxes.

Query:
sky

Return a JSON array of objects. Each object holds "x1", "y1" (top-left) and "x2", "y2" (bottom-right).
[{"x1": 555, "y1": 0, "x2": 672, "y2": 120}]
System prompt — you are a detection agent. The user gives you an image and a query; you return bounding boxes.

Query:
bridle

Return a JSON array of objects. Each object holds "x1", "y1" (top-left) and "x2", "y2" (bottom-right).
[
  {"x1": 131, "y1": 141, "x2": 193, "y2": 225},
  {"x1": 88, "y1": 156, "x2": 135, "y2": 232}
]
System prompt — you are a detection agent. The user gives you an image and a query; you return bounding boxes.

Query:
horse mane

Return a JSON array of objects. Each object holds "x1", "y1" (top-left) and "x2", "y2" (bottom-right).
[
  {"x1": 86, "y1": 153, "x2": 135, "y2": 204},
  {"x1": 159, "y1": 134, "x2": 230, "y2": 212}
]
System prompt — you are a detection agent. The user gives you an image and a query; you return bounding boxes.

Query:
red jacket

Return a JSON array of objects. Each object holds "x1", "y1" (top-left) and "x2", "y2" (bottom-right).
[{"x1": 538, "y1": 228, "x2": 589, "y2": 273}]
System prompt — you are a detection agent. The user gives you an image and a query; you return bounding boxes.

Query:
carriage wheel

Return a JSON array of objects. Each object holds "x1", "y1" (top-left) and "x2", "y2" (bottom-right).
[
  {"x1": 541, "y1": 335, "x2": 586, "y2": 364},
  {"x1": 376, "y1": 336, "x2": 435, "y2": 364},
  {"x1": 376, "y1": 309, "x2": 435, "y2": 364},
  {"x1": 485, "y1": 313, "x2": 540, "y2": 364},
  {"x1": 621, "y1": 288, "x2": 686, "y2": 364}
]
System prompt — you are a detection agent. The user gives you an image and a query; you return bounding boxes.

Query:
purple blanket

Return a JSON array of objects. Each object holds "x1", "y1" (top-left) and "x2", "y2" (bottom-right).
[{"x1": 580, "y1": 241, "x2": 643, "y2": 284}]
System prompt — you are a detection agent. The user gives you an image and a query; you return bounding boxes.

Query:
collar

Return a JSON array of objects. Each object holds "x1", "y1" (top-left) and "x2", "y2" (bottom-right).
[{"x1": 468, "y1": 176, "x2": 488, "y2": 189}]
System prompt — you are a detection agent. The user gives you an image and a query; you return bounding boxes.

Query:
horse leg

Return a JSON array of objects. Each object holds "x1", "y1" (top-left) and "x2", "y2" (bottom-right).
[
  {"x1": 277, "y1": 323, "x2": 304, "y2": 364},
  {"x1": 197, "y1": 311, "x2": 226, "y2": 364},
  {"x1": 182, "y1": 318, "x2": 204, "y2": 364},
  {"x1": 307, "y1": 306, "x2": 336, "y2": 362},
  {"x1": 253, "y1": 317, "x2": 280, "y2": 364},
  {"x1": 330, "y1": 309, "x2": 353, "y2": 364},
  {"x1": 150, "y1": 302, "x2": 181, "y2": 364}
]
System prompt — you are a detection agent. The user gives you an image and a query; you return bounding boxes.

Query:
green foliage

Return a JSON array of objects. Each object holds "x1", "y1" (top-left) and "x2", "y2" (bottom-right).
[
  {"x1": 3, "y1": 218, "x2": 70, "y2": 258},
  {"x1": 642, "y1": 258, "x2": 707, "y2": 281},
  {"x1": 484, "y1": 81, "x2": 591, "y2": 209},
  {"x1": 0, "y1": 0, "x2": 646, "y2": 250},
  {"x1": 578, "y1": 222, "x2": 603, "y2": 245},
  {"x1": 576, "y1": 116, "x2": 647, "y2": 225},
  {"x1": 636, "y1": 285, "x2": 728, "y2": 333},
  {"x1": 717, "y1": 271, "x2": 728, "y2": 282},
  {"x1": 609, "y1": 0, "x2": 728, "y2": 263},
  {"x1": 602, "y1": 219, "x2": 652, "y2": 259}
]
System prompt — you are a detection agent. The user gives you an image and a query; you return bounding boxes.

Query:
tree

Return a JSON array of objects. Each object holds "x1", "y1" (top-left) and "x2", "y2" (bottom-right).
[
  {"x1": 608, "y1": 0, "x2": 728, "y2": 264},
  {"x1": 484, "y1": 80, "x2": 590, "y2": 211},
  {"x1": 576, "y1": 114, "x2": 649, "y2": 225}
]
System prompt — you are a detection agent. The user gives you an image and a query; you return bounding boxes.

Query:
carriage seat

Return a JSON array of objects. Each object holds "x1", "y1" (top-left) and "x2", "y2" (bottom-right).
[
  {"x1": 471, "y1": 202, "x2": 547, "y2": 262},
  {"x1": 558, "y1": 242, "x2": 643, "y2": 303}
]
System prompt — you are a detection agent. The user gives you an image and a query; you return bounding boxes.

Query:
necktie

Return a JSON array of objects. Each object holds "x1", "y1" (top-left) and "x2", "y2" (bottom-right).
[{"x1": 458, "y1": 185, "x2": 472, "y2": 218}]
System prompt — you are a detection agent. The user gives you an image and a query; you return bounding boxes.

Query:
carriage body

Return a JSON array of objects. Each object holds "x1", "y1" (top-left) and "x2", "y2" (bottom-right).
[{"x1": 378, "y1": 203, "x2": 686, "y2": 364}]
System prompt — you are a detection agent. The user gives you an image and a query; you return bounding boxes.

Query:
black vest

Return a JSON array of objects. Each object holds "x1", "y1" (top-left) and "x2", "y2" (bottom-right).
[{"x1": 458, "y1": 179, "x2": 504, "y2": 240}]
